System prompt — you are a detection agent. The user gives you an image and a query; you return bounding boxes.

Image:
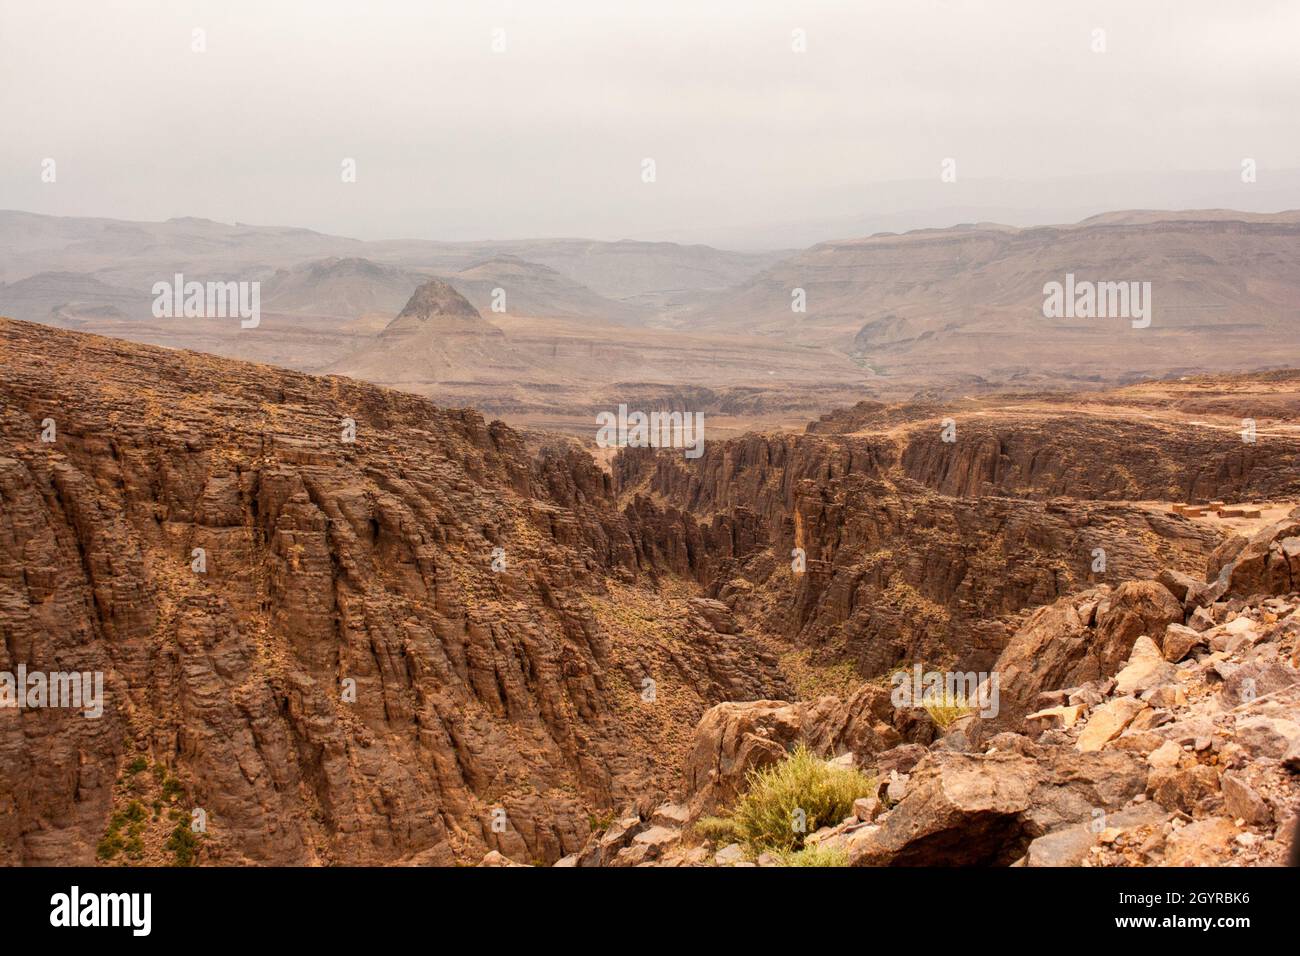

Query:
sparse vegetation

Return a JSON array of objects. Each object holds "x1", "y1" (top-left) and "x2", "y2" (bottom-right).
[
  {"x1": 165, "y1": 820, "x2": 200, "y2": 866},
  {"x1": 923, "y1": 690, "x2": 974, "y2": 730},
  {"x1": 96, "y1": 831, "x2": 124, "y2": 861},
  {"x1": 692, "y1": 815, "x2": 739, "y2": 844},
  {"x1": 713, "y1": 745, "x2": 874, "y2": 854},
  {"x1": 773, "y1": 843, "x2": 850, "y2": 867},
  {"x1": 161, "y1": 775, "x2": 184, "y2": 802},
  {"x1": 97, "y1": 802, "x2": 148, "y2": 862}
]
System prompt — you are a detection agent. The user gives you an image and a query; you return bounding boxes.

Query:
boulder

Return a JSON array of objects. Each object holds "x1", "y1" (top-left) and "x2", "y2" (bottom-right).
[
  {"x1": 1147, "y1": 740, "x2": 1181, "y2": 768},
  {"x1": 849, "y1": 748, "x2": 1147, "y2": 866},
  {"x1": 713, "y1": 843, "x2": 744, "y2": 865},
  {"x1": 1235, "y1": 716, "x2": 1300, "y2": 759},
  {"x1": 853, "y1": 795, "x2": 883, "y2": 822},
  {"x1": 1024, "y1": 704, "x2": 1086, "y2": 735},
  {"x1": 1076, "y1": 697, "x2": 1146, "y2": 752},
  {"x1": 577, "y1": 815, "x2": 644, "y2": 867},
  {"x1": 872, "y1": 743, "x2": 928, "y2": 777},
  {"x1": 1218, "y1": 510, "x2": 1300, "y2": 599},
  {"x1": 680, "y1": 700, "x2": 804, "y2": 818},
  {"x1": 1162, "y1": 623, "x2": 1206, "y2": 663},
  {"x1": 1025, "y1": 801, "x2": 1170, "y2": 867},
  {"x1": 1157, "y1": 568, "x2": 1199, "y2": 603},
  {"x1": 1023, "y1": 750, "x2": 1148, "y2": 833},
  {"x1": 989, "y1": 581, "x2": 1180, "y2": 728},
  {"x1": 614, "y1": 825, "x2": 680, "y2": 865},
  {"x1": 1205, "y1": 535, "x2": 1248, "y2": 581},
  {"x1": 1220, "y1": 771, "x2": 1272, "y2": 826},
  {"x1": 1163, "y1": 817, "x2": 1239, "y2": 866},
  {"x1": 1093, "y1": 582, "x2": 1185, "y2": 674},
  {"x1": 849, "y1": 753, "x2": 1039, "y2": 866},
  {"x1": 649, "y1": 803, "x2": 690, "y2": 829},
  {"x1": 1148, "y1": 764, "x2": 1221, "y2": 814},
  {"x1": 1113, "y1": 636, "x2": 1177, "y2": 696},
  {"x1": 1218, "y1": 656, "x2": 1300, "y2": 708}
]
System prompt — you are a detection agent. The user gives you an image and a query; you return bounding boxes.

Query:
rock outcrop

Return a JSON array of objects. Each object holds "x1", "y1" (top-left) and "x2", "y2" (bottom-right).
[{"x1": 0, "y1": 318, "x2": 790, "y2": 865}]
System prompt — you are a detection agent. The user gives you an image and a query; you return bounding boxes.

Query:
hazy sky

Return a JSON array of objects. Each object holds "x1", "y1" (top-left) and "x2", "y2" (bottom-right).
[{"x1": 3, "y1": 0, "x2": 1298, "y2": 245}]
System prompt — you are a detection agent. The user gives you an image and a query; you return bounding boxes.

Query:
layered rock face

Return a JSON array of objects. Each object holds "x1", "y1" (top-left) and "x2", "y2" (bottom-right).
[
  {"x1": 616, "y1": 422, "x2": 1228, "y2": 680},
  {"x1": 0, "y1": 318, "x2": 790, "y2": 865}
]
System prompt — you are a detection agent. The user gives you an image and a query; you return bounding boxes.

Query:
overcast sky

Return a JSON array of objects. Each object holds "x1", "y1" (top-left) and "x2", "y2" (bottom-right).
[{"x1": 3, "y1": 0, "x2": 1298, "y2": 245}]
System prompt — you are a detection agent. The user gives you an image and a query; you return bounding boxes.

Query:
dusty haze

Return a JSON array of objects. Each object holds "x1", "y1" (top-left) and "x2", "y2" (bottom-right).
[{"x1": 3, "y1": 0, "x2": 1299, "y2": 246}]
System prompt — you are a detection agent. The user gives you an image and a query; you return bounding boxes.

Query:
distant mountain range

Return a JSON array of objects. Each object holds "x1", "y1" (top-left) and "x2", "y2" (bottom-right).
[{"x1": 2, "y1": 207, "x2": 1299, "y2": 424}]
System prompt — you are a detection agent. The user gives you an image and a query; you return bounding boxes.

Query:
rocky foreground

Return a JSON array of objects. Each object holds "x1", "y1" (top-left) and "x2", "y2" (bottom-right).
[{"x1": 557, "y1": 510, "x2": 1300, "y2": 867}]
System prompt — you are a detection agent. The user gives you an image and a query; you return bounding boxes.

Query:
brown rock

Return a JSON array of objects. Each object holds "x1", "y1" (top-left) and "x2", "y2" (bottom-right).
[
  {"x1": 1220, "y1": 771, "x2": 1272, "y2": 826},
  {"x1": 1114, "y1": 636, "x2": 1177, "y2": 696},
  {"x1": 849, "y1": 753, "x2": 1039, "y2": 866},
  {"x1": 1148, "y1": 764, "x2": 1221, "y2": 815},
  {"x1": 990, "y1": 581, "x2": 1181, "y2": 728},
  {"x1": 1164, "y1": 817, "x2": 1239, "y2": 866},
  {"x1": 1162, "y1": 623, "x2": 1206, "y2": 663},
  {"x1": 680, "y1": 700, "x2": 804, "y2": 818},
  {"x1": 1076, "y1": 697, "x2": 1147, "y2": 752}
]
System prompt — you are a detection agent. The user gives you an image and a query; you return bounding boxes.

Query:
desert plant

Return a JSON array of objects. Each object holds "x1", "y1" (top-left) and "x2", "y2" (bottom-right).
[
  {"x1": 774, "y1": 843, "x2": 850, "y2": 867},
  {"x1": 923, "y1": 689, "x2": 974, "y2": 730},
  {"x1": 692, "y1": 815, "x2": 739, "y2": 844},
  {"x1": 728, "y1": 745, "x2": 874, "y2": 854},
  {"x1": 165, "y1": 821, "x2": 200, "y2": 866},
  {"x1": 96, "y1": 832, "x2": 124, "y2": 861}
]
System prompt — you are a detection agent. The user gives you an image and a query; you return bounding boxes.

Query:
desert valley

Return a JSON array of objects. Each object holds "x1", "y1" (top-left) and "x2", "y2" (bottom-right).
[{"x1": 2, "y1": 202, "x2": 1300, "y2": 868}]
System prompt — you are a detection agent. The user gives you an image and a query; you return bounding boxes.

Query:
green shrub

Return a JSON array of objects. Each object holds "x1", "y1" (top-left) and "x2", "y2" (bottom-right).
[
  {"x1": 923, "y1": 690, "x2": 973, "y2": 730},
  {"x1": 692, "y1": 815, "x2": 739, "y2": 844},
  {"x1": 165, "y1": 821, "x2": 200, "y2": 866},
  {"x1": 96, "y1": 832, "x2": 124, "y2": 861},
  {"x1": 125, "y1": 756, "x2": 148, "y2": 776},
  {"x1": 124, "y1": 833, "x2": 145, "y2": 860},
  {"x1": 774, "y1": 843, "x2": 850, "y2": 867},
  {"x1": 729, "y1": 745, "x2": 874, "y2": 853}
]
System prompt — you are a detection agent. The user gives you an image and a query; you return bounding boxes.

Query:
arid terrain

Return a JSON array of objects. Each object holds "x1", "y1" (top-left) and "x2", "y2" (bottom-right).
[
  {"x1": 2, "y1": 310, "x2": 1298, "y2": 867},
  {"x1": 5, "y1": 208, "x2": 1300, "y2": 437}
]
